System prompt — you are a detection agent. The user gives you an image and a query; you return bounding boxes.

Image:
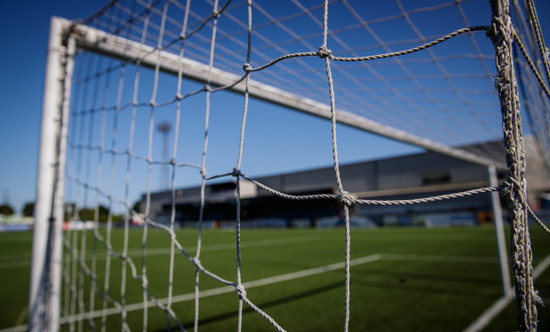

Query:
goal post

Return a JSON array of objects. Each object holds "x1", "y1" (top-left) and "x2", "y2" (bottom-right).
[
  {"x1": 488, "y1": 164, "x2": 513, "y2": 298},
  {"x1": 28, "y1": 17, "x2": 76, "y2": 332},
  {"x1": 27, "y1": 0, "x2": 549, "y2": 331}
]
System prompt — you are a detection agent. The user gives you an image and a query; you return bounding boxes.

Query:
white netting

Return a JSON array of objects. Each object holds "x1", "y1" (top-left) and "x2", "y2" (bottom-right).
[
  {"x1": 29, "y1": 0, "x2": 550, "y2": 331},
  {"x1": 80, "y1": 0, "x2": 548, "y2": 154}
]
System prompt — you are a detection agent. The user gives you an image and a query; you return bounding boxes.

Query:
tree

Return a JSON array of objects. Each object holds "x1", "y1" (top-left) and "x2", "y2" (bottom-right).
[
  {"x1": 22, "y1": 202, "x2": 35, "y2": 217},
  {"x1": 78, "y1": 205, "x2": 112, "y2": 223},
  {"x1": 132, "y1": 200, "x2": 142, "y2": 213},
  {"x1": 0, "y1": 204, "x2": 15, "y2": 216}
]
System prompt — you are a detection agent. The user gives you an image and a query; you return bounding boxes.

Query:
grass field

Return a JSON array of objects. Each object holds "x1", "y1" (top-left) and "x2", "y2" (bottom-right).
[{"x1": 1, "y1": 225, "x2": 550, "y2": 331}]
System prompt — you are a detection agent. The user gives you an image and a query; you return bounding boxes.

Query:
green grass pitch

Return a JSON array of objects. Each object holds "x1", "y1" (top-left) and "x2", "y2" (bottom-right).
[{"x1": 1, "y1": 225, "x2": 550, "y2": 331}]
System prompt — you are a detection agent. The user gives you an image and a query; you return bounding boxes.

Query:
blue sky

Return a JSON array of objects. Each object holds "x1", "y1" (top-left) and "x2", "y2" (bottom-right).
[
  {"x1": 0, "y1": 0, "x2": 549, "y2": 213},
  {"x1": 0, "y1": 1, "x2": 109, "y2": 212}
]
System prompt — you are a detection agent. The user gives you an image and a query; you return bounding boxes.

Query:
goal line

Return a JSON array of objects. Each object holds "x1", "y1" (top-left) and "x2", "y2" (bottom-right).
[{"x1": 463, "y1": 253, "x2": 550, "y2": 332}]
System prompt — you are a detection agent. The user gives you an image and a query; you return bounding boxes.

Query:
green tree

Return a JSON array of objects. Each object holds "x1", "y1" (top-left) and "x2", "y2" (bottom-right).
[
  {"x1": 132, "y1": 200, "x2": 142, "y2": 213},
  {"x1": 78, "y1": 205, "x2": 112, "y2": 222},
  {"x1": 0, "y1": 204, "x2": 15, "y2": 216},
  {"x1": 22, "y1": 202, "x2": 34, "y2": 217}
]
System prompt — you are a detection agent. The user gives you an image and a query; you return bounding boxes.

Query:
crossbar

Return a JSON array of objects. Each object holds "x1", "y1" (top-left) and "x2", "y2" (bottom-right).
[{"x1": 55, "y1": 17, "x2": 502, "y2": 168}]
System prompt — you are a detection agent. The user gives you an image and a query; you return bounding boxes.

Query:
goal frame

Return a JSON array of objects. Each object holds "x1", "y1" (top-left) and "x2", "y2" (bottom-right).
[
  {"x1": 29, "y1": 0, "x2": 536, "y2": 329},
  {"x1": 28, "y1": 17, "x2": 76, "y2": 332}
]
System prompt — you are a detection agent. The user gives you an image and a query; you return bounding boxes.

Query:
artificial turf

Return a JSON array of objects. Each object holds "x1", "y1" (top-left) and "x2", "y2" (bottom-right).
[{"x1": 1, "y1": 225, "x2": 549, "y2": 331}]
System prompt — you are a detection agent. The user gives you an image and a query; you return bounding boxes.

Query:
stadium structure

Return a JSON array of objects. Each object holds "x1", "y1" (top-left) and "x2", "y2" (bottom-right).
[{"x1": 142, "y1": 138, "x2": 550, "y2": 228}]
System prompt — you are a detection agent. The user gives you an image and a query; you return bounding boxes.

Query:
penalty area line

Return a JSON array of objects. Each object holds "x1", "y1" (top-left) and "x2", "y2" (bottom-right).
[
  {"x1": 58, "y1": 254, "x2": 383, "y2": 324},
  {"x1": 462, "y1": 252, "x2": 550, "y2": 332}
]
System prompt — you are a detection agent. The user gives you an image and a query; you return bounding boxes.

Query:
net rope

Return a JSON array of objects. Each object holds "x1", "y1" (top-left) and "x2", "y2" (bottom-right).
[
  {"x1": 488, "y1": 0, "x2": 545, "y2": 330},
  {"x1": 47, "y1": 0, "x2": 550, "y2": 331}
]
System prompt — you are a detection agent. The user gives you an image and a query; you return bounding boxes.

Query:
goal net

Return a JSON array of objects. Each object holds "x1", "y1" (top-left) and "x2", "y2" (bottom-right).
[{"x1": 28, "y1": 0, "x2": 550, "y2": 331}]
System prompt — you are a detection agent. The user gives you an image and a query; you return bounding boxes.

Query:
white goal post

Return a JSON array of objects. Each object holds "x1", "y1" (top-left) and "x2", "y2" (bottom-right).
[
  {"x1": 28, "y1": 0, "x2": 549, "y2": 331},
  {"x1": 29, "y1": 17, "x2": 75, "y2": 332}
]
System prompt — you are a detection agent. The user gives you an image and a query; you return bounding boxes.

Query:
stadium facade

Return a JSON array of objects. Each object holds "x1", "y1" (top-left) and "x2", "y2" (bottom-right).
[{"x1": 141, "y1": 139, "x2": 550, "y2": 228}]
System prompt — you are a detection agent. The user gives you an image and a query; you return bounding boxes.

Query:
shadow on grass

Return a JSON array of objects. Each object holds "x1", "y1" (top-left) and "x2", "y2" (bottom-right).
[
  {"x1": 352, "y1": 276, "x2": 500, "y2": 300},
  {"x1": 246, "y1": 256, "x2": 500, "y2": 286},
  {"x1": 155, "y1": 258, "x2": 504, "y2": 331},
  {"x1": 356, "y1": 265, "x2": 499, "y2": 286},
  {"x1": 155, "y1": 280, "x2": 343, "y2": 331},
  {"x1": 245, "y1": 256, "x2": 502, "y2": 299}
]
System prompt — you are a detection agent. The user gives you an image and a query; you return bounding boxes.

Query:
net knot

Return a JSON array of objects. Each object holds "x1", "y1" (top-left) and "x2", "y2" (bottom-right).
[
  {"x1": 243, "y1": 63, "x2": 252, "y2": 72},
  {"x1": 500, "y1": 175, "x2": 526, "y2": 202},
  {"x1": 232, "y1": 168, "x2": 242, "y2": 177},
  {"x1": 500, "y1": 177, "x2": 513, "y2": 197},
  {"x1": 192, "y1": 258, "x2": 203, "y2": 270},
  {"x1": 338, "y1": 191, "x2": 355, "y2": 206},
  {"x1": 487, "y1": 15, "x2": 513, "y2": 45},
  {"x1": 204, "y1": 84, "x2": 211, "y2": 92},
  {"x1": 318, "y1": 45, "x2": 332, "y2": 59},
  {"x1": 235, "y1": 284, "x2": 247, "y2": 299},
  {"x1": 142, "y1": 277, "x2": 149, "y2": 289}
]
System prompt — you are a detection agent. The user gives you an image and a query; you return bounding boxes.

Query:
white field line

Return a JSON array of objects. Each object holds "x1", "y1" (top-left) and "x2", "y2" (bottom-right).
[
  {"x1": 56, "y1": 253, "x2": 502, "y2": 324},
  {"x1": 0, "y1": 235, "x2": 321, "y2": 270},
  {"x1": 1, "y1": 252, "x2": 520, "y2": 332},
  {"x1": 64, "y1": 253, "x2": 502, "y2": 322},
  {"x1": 463, "y1": 253, "x2": 550, "y2": 332},
  {"x1": 58, "y1": 254, "x2": 383, "y2": 324}
]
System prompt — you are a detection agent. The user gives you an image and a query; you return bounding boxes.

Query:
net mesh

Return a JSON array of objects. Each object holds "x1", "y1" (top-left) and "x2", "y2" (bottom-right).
[
  {"x1": 35, "y1": 0, "x2": 550, "y2": 331},
  {"x1": 80, "y1": 0, "x2": 549, "y2": 155}
]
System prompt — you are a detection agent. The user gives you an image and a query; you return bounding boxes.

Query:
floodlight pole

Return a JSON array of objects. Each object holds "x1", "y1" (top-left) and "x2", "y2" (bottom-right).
[
  {"x1": 29, "y1": 17, "x2": 74, "y2": 332},
  {"x1": 488, "y1": 165, "x2": 513, "y2": 297}
]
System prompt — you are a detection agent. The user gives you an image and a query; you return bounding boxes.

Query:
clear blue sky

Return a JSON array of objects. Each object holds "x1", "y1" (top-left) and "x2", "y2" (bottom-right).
[
  {"x1": 0, "y1": 1, "x2": 109, "y2": 212},
  {"x1": 0, "y1": 1, "x2": 548, "y2": 213}
]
